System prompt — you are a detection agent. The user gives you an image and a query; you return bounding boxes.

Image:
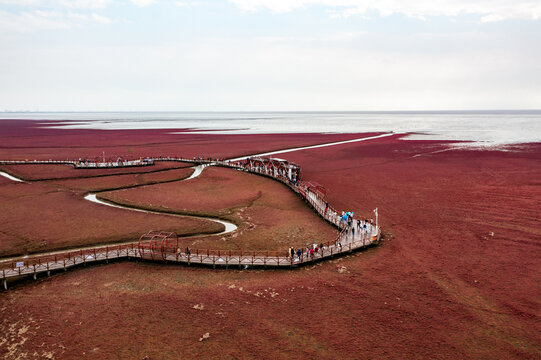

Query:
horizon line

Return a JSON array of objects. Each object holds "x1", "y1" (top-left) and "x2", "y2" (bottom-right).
[{"x1": 1, "y1": 109, "x2": 541, "y2": 114}]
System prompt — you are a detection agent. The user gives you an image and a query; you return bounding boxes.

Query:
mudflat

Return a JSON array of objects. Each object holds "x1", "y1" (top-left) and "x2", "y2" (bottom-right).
[{"x1": 0, "y1": 120, "x2": 539, "y2": 359}]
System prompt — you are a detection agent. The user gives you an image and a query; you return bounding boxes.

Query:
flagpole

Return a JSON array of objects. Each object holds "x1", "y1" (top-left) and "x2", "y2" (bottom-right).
[{"x1": 374, "y1": 207, "x2": 378, "y2": 235}]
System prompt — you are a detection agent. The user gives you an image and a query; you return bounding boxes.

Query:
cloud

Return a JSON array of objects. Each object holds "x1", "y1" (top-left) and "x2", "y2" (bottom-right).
[
  {"x1": 0, "y1": 9, "x2": 114, "y2": 32},
  {"x1": 259, "y1": 31, "x2": 365, "y2": 44},
  {"x1": 0, "y1": 0, "x2": 43, "y2": 5},
  {"x1": 2, "y1": 37, "x2": 539, "y2": 111},
  {"x1": 0, "y1": 0, "x2": 114, "y2": 8},
  {"x1": 175, "y1": 1, "x2": 204, "y2": 7},
  {"x1": 55, "y1": 0, "x2": 113, "y2": 9},
  {"x1": 131, "y1": 0, "x2": 155, "y2": 7},
  {"x1": 0, "y1": 9, "x2": 76, "y2": 32},
  {"x1": 228, "y1": 0, "x2": 541, "y2": 22},
  {"x1": 92, "y1": 12, "x2": 111, "y2": 24},
  {"x1": 481, "y1": 14, "x2": 505, "y2": 23}
]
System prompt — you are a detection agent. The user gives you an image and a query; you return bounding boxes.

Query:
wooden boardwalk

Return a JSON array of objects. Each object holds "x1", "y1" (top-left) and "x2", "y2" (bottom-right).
[
  {"x1": 0, "y1": 227, "x2": 378, "y2": 288},
  {"x1": 0, "y1": 156, "x2": 380, "y2": 288},
  {"x1": 0, "y1": 159, "x2": 154, "y2": 169}
]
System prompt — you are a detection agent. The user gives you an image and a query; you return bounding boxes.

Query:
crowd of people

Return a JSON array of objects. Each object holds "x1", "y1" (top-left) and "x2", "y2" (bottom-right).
[{"x1": 287, "y1": 243, "x2": 327, "y2": 261}]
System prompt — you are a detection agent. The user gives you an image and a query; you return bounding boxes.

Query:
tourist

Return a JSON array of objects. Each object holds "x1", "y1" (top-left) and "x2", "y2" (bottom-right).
[{"x1": 186, "y1": 246, "x2": 191, "y2": 256}]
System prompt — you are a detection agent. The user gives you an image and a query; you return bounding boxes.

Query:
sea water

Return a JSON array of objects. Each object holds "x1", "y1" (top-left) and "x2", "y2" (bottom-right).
[{"x1": 1, "y1": 111, "x2": 540, "y2": 146}]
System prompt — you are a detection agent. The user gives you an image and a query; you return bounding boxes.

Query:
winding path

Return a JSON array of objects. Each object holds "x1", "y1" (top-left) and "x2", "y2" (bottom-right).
[{"x1": 83, "y1": 165, "x2": 238, "y2": 236}]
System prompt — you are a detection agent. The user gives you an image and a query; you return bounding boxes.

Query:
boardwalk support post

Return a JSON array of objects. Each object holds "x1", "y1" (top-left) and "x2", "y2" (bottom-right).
[{"x1": 3, "y1": 279, "x2": 7, "y2": 290}]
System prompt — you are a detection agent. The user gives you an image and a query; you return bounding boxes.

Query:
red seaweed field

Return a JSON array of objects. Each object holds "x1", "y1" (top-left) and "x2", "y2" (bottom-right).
[
  {"x1": 47, "y1": 166, "x2": 195, "y2": 192},
  {"x1": 0, "y1": 120, "x2": 539, "y2": 359},
  {"x1": 0, "y1": 180, "x2": 222, "y2": 257}
]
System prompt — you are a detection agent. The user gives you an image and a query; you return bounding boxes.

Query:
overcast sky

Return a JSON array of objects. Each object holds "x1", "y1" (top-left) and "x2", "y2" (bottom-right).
[{"x1": 0, "y1": 0, "x2": 540, "y2": 111}]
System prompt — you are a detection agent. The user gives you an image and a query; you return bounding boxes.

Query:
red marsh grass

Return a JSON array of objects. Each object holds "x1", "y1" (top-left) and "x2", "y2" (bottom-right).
[
  {"x1": 1, "y1": 120, "x2": 539, "y2": 359},
  {"x1": 0, "y1": 181, "x2": 222, "y2": 257},
  {"x1": 0, "y1": 161, "x2": 193, "y2": 181},
  {"x1": 47, "y1": 167, "x2": 194, "y2": 192}
]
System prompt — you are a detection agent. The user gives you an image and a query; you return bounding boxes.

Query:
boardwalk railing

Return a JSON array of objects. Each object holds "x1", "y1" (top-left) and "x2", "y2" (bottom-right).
[
  {"x1": 1, "y1": 226, "x2": 377, "y2": 288},
  {"x1": 0, "y1": 155, "x2": 381, "y2": 288},
  {"x1": 0, "y1": 159, "x2": 154, "y2": 169}
]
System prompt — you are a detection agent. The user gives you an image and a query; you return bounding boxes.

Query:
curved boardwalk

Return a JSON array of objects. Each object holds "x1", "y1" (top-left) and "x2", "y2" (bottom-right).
[{"x1": 0, "y1": 156, "x2": 380, "y2": 288}]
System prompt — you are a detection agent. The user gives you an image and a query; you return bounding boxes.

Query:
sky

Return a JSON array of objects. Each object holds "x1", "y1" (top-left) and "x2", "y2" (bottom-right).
[{"x1": 0, "y1": 0, "x2": 540, "y2": 111}]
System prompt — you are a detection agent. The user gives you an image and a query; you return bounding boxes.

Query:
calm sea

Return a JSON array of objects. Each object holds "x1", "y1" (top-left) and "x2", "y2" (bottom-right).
[{"x1": 1, "y1": 111, "x2": 540, "y2": 145}]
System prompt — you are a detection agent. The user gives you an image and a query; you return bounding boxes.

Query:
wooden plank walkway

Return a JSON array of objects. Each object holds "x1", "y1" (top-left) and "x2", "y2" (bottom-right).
[
  {"x1": 0, "y1": 156, "x2": 381, "y2": 288},
  {"x1": 0, "y1": 159, "x2": 154, "y2": 169},
  {"x1": 0, "y1": 226, "x2": 378, "y2": 288}
]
